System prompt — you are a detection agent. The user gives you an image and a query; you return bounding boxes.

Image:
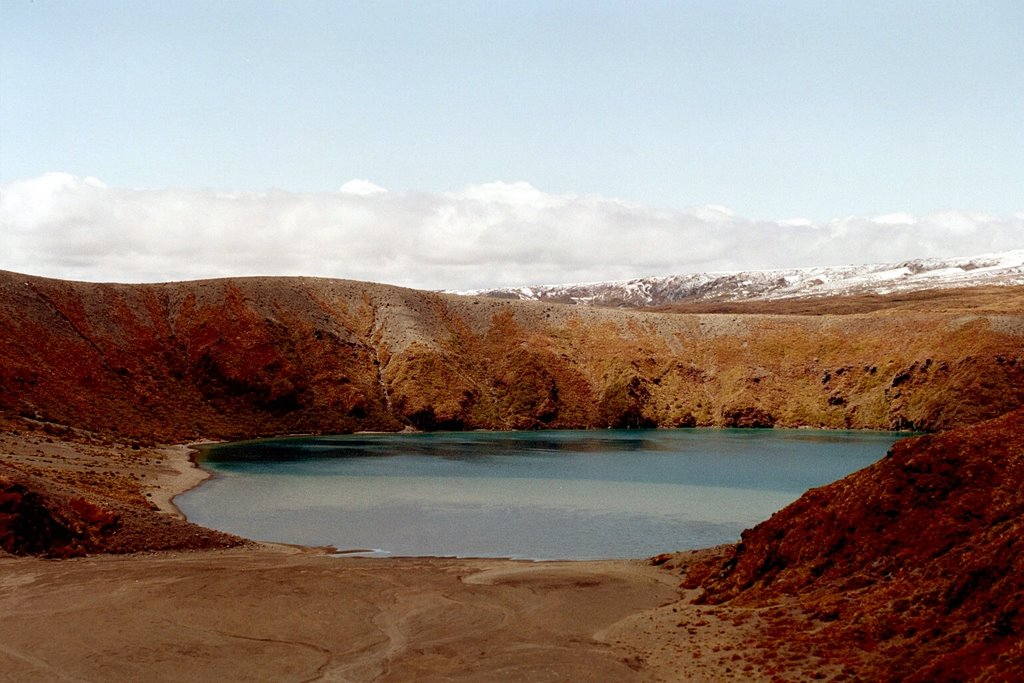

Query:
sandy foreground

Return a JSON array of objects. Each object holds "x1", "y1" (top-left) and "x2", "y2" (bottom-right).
[
  {"x1": 0, "y1": 549, "x2": 700, "y2": 682},
  {"x1": 0, "y1": 432, "x2": 788, "y2": 682}
]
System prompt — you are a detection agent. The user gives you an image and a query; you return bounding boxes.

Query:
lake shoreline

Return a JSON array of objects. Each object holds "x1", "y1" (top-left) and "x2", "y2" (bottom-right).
[{"x1": 150, "y1": 443, "x2": 214, "y2": 519}]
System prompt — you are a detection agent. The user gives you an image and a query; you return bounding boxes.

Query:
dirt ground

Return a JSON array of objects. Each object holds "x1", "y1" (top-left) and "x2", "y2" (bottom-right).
[{"x1": 0, "y1": 545, "x2": 820, "y2": 682}]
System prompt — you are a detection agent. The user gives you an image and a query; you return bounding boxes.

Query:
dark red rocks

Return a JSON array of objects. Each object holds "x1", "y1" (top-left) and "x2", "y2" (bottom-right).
[{"x1": 0, "y1": 474, "x2": 245, "y2": 558}]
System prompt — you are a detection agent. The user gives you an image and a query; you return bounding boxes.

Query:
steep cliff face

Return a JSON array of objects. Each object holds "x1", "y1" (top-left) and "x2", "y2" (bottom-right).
[
  {"x1": 681, "y1": 407, "x2": 1024, "y2": 681},
  {"x1": 2, "y1": 271, "x2": 1023, "y2": 440}
]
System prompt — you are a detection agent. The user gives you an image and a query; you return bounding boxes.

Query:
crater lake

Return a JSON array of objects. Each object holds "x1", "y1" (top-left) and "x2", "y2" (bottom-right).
[{"x1": 177, "y1": 429, "x2": 902, "y2": 560}]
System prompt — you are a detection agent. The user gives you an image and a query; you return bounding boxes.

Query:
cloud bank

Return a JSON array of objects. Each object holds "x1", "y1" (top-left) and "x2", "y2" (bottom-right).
[{"x1": 2, "y1": 173, "x2": 1022, "y2": 291}]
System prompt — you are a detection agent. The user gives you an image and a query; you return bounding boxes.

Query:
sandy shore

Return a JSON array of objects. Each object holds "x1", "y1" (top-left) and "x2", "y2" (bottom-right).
[
  {"x1": 146, "y1": 443, "x2": 213, "y2": 518},
  {"x1": 0, "y1": 429, "x2": 803, "y2": 681}
]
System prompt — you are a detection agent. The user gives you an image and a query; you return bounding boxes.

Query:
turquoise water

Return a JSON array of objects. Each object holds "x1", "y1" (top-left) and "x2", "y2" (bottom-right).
[{"x1": 177, "y1": 429, "x2": 901, "y2": 560}]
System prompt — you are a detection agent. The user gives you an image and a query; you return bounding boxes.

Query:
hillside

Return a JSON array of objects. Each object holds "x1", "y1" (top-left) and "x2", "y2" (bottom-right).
[
  {"x1": 2, "y1": 271, "x2": 1023, "y2": 442},
  {"x1": 675, "y1": 406, "x2": 1024, "y2": 682}
]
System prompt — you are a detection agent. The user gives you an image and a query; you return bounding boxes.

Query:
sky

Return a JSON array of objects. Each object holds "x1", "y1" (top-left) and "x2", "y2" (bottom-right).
[{"x1": 1, "y1": 1, "x2": 1022, "y2": 289}]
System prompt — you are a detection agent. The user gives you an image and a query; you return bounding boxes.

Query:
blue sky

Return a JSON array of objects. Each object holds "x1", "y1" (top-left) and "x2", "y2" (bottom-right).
[{"x1": 1, "y1": 1, "x2": 1022, "y2": 287}]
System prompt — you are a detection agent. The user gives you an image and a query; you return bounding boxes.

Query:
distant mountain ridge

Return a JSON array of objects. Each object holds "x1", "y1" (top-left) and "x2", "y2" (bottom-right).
[{"x1": 459, "y1": 249, "x2": 1024, "y2": 307}]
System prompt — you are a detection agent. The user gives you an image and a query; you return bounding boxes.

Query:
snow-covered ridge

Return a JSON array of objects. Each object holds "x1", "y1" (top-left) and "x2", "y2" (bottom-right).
[{"x1": 455, "y1": 249, "x2": 1024, "y2": 307}]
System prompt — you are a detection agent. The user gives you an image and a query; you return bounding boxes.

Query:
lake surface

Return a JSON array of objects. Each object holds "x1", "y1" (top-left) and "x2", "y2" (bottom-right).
[{"x1": 178, "y1": 429, "x2": 901, "y2": 560}]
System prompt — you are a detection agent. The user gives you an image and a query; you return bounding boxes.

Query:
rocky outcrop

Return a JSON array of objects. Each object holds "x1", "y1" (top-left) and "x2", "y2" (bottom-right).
[
  {"x1": 681, "y1": 407, "x2": 1024, "y2": 682},
  {"x1": 0, "y1": 478, "x2": 117, "y2": 557},
  {"x1": 721, "y1": 406, "x2": 775, "y2": 428},
  {"x1": 2, "y1": 271, "x2": 1023, "y2": 440},
  {"x1": 0, "y1": 473, "x2": 243, "y2": 557}
]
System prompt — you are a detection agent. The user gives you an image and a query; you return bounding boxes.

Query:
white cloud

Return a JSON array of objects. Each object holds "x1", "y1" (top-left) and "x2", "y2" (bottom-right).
[
  {"x1": 337, "y1": 179, "x2": 387, "y2": 196},
  {"x1": 871, "y1": 212, "x2": 916, "y2": 226},
  {"x1": 1, "y1": 174, "x2": 1022, "y2": 291}
]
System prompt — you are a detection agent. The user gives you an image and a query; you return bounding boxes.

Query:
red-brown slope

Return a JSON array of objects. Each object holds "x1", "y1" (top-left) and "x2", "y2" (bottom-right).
[
  {"x1": 0, "y1": 274, "x2": 400, "y2": 440},
  {"x1": 2, "y1": 271, "x2": 1023, "y2": 441},
  {"x1": 683, "y1": 407, "x2": 1024, "y2": 681}
]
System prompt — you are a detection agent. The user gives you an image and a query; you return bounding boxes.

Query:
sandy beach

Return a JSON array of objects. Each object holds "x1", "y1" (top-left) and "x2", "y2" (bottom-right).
[{"x1": 147, "y1": 443, "x2": 213, "y2": 517}]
